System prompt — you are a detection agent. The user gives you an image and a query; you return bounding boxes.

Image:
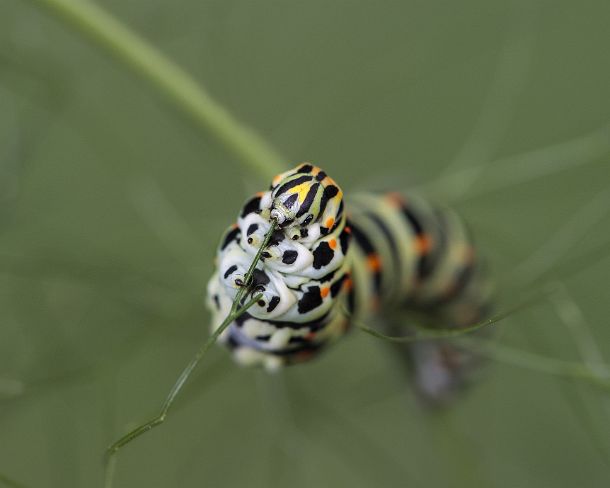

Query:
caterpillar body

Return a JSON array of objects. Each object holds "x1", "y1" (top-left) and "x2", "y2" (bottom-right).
[{"x1": 207, "y1": 163, "x2": 493, "y2": 402}]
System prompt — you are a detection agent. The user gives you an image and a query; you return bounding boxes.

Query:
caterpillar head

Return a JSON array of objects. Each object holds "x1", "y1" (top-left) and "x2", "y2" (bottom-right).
[
  {"x1": 266, "y1": 163, "x2": 343, "y2": 236},
  {"x1": 240, "y1": 213, "x2": 315, "y2": 273}
]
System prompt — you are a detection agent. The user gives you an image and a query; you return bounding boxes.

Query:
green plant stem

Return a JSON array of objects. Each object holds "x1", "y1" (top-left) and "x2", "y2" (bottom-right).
[
  {"x1": 354, "y1": 303, "x2": 610, "y2": 391},
  {"x1": 352, "y1": 294, "x2": 538, "y2": 343},
  {"x1": 356, "y1": 308, "x2": 508, "y2": 343},
  {"x1": 458, "y1": 337, "x2": 610, "y2": 392},
  {"x1": 103, "y1": 292, "x2": 262, "y2": 486},
  {"x1": 103, "y1": 220, "x2": 278, "y2": 487},
  {"x1": 28, "y1": 0, "x2": 285, "y2": 180}
]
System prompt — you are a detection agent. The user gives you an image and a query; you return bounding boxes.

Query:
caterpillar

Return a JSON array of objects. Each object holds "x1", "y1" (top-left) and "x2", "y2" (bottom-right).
[{"x1": 206, "y1": 163, "x2": 493, "y2": 403}]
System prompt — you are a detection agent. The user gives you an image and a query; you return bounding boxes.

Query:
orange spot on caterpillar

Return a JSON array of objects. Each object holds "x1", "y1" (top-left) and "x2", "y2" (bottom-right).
[
  {"x1": 329, "y1": 239, "x2": 337, "y2": 250},
  {"x1": 231, "y1": 222, "x2": 238, "y2": 229},
  {"x1": 255, "y1": 191, "x2": 264, "y2": 197},
  {"x1": 344, "y1": 278, "x2": 353, "y2": 291},
  {"x1": 344, "y1": 226, "x2": 352, "y2": 234},
  {"x1": 415, "y1": 234, "x2": 432, "y2": 254},
  {"x1": 305, "y1": 332, "x2": 316, "y2": 341},
  {"x1": 325, "y1": 217, "x2": 335, "y2": 229},
  {"x1": 321, "y1": 287, "x2": 330, "y2": 298},
  {"x1": 366, "y1": 254, "x2": 382, "y2": 272},
  {"x1": 386, "y1": 192, "x2": 406, "y2": 208},
  {"x1": 272, "y1": 174, "x2": 282, "y2": 185}
]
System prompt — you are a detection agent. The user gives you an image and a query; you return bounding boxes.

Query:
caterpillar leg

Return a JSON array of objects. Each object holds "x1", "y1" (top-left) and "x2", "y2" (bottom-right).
[
  {"x1": 404, "y1": 284, "x2": 494, "y2": 406},
  {"x1": 402, "y1": 338, "x2": 487, "y2": 407}
]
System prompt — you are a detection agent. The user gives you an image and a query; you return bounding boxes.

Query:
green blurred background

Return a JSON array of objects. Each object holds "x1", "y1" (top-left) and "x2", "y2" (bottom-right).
[{"x1": 1, "y1": 0, "x2": 610, "y2": 487}]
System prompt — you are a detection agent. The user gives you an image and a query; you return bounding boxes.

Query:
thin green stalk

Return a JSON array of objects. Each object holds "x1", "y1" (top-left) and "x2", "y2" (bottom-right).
[
  {"x1": 104, "y1": 220, "x2": 278, "y2": 487},
  {"x1": 352, "y1": 295, "x2": 537, "y2": 343},
  {"x1": 103, "y1": 292, "x2": 262, "y2": 486},
  {"x1": 550, "y1": 283, "x2": 607, "y2": 374},
  {"x1": 28, "y1": 0, "x2": 285, "y2": 180},
  {"x1": 458, "y1": 337, "x2": 610, "y2": 392},
  {"x1": 354, "y1": 301, "x2": 610, "y2": 391}
]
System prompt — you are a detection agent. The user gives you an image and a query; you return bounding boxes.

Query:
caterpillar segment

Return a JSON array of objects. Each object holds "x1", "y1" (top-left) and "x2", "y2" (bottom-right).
[
  {"x1": 207, "y1": 163, "x2": 351, "y2": 371},
  {"x1": 207, "y1": 163, "x2": 492, "y2": 401},
  {"x1": 347, "y1": 192, "x2": 493, "y2": 403}
]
